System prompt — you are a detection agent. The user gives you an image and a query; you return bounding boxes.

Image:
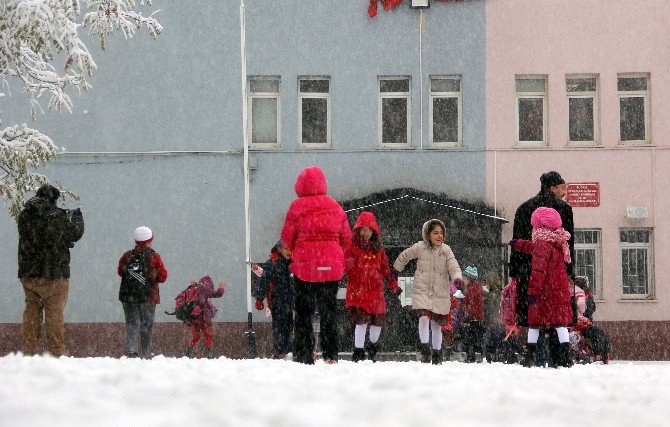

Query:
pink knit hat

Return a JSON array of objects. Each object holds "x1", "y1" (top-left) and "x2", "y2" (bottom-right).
[{"x1": 531, "y1": 207, "x2": 562, "y2": 230}]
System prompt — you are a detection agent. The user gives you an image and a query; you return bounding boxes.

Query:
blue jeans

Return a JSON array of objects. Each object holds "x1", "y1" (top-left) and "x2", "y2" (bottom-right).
[{"x1": 122, "y1": 302, "x2": 156, "y2": 358}]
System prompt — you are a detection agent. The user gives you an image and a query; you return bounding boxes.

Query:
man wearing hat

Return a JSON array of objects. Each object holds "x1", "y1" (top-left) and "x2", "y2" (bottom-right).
[
  {"x1": 17, "y1": 184, "x2": 85, "y2": 356},
  {"x1": 509, "y1": 171, "x2": 574, "y2": 366}
]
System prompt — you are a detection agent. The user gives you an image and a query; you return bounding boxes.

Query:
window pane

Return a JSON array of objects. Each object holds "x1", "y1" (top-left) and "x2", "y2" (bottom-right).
[
  {"x1": 301, "y1": 98, "x2": 328, "y2": 144},
  {"x1": 567, "y1": 78, "x2": 597, "y2": 92},
  {"x1": 518, "y1": 98, "x2": 544, "y2": 141},
  {"x1": 380, "y1": 79, "x2": 410, "y2": 93},
  {"x1": 622, "y1": 248, "x2": 648, "y2": 295},
  {"x1": 620, "y1": 97, "x2": 646, "y2": 141},
  {"x1": 250, "y1": 79, "x2": 279, "y2": 93},
  {"x1": 569, "y1": 97, "x2": 595, "y2": 141},
  {"x1": 431, "y1": 78, "x2": 460, "y2": 93},
  {"x1": 618, "y1": 77, "x2": 647, "y2": 91},
  {"x1": 382, "y1": 97, "x2": 408, "y2": 144},
  {"x1": 433, "y1": 97, "x2": 458, "y2": 142},
  {"x1": 300, "y1": 79, "x2": 329, "y2": 93},
  {"x1": 251, "y1": 98, "x2": 277, "y2": 144},
  {"x1": 575, "y1": 248, "x2": 596, "y2": 293},
  {"x1": 516, "y1": 78, "x2": 545, "y2": 93}
]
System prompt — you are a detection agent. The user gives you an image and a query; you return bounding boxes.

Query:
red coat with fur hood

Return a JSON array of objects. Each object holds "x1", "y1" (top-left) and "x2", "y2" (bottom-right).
[
  {"x1": 345, "y1": 212, "x2": 399, "y2": 314},
  {"x1": 281, "y1": 166, "x2": 351, "y2": 283}
]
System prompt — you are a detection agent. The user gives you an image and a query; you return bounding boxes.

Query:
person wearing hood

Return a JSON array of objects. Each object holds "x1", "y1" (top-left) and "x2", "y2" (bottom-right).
[
  {"x1": 184, "y1": 276, "x2": 227, "y2": 359},
  {"x1": 344, "y1": 211, "x2": 400, "y2": 362},
  {"x1": 251, "y1": 241, "x2": 294, "y2": 359},
  {"x1": 280, "y1": 166, "x2": 351, "y2": 364},
  {"x1": 18, "y1": 184, "x2": 84, "y2": 356},
  {"x1": 393, "y1": 219, "x2": 463, "y2": 364}
]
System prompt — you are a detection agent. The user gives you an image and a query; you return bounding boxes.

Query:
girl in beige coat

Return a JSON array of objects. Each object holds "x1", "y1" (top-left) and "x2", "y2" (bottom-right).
[{"x1": 394, "y1": 219, "x2": 463, "y2": 364}]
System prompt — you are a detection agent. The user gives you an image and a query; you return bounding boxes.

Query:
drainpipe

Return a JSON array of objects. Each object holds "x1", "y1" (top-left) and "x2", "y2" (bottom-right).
[{"x1": 419, "y1": 9, "x2": 425, "y2": 150}]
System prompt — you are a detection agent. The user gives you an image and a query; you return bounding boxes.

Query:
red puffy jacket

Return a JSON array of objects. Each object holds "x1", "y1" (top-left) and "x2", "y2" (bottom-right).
[
  {"x1": 281, "y1": 166, "x2": 351, "y2": 282},
  {"x1": 464, "y1": 281, "x2": 484, "y2": 322},
  {"x1": 512, "y1": 239, "x2": 572, "y2": 327}
]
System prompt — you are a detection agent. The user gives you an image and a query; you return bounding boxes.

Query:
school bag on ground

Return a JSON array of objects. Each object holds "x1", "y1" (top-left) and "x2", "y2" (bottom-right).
[
  {"x1": 119, "y1": 248, "x2": 155, "y2": 303},
  {"x1": 165, "y1": 283, "x2": 202, "y2": 323}
]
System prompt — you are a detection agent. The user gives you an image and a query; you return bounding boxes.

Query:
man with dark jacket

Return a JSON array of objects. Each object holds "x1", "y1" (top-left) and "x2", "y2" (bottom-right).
[{"x1": 18, "y1": 184, "x2": 85, "y2": 356}]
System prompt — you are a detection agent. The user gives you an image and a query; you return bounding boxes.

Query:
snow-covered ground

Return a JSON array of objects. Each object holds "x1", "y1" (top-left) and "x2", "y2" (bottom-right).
[{"x1": 1, "y1": 354, "x2": 668, "y2": 427}]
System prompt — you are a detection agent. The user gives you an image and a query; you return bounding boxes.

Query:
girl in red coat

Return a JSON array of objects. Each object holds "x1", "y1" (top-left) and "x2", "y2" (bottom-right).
[
  {"x1": 345, "y1": 212, "x2": 400, "y2": 362},
  {"x1": 510, "y1": 207, "x2": 573, "y2": 368}
]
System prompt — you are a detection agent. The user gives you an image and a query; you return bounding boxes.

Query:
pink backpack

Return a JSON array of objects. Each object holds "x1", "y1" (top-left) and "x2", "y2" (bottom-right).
[{"x1": 166, "y1": 283, "x2": 201, "y2": 323}]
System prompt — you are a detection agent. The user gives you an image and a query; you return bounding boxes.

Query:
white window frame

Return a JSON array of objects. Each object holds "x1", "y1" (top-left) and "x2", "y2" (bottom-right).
[
  {"x1": 574, "y1": 228, "x2": 603, "y2": 299},
  {"x1": 397, "y1": 276, "x2": 413, "y2": 307},
  {"x1": 515, "y1": 75, "x2": 548, "y2": 147},
  {"x1": 248, "y1": 76, "x2": 281, "y2": 149},
  {"x1": 429, "y1": 75, "x2": 462, "y2": 147},
  {"x1": 378, "y1": 76, "x2": 412, "y2": 148},
  {"x1": 298, "y1": 76, "x2": 332, "y2": 149},
  {"x1": 619, "y1": 228, "x2": 654, "y2": 300},
  {"x1": 566, "y1": 74, "x2": 599, "y2": 146},
  {"x1": 617, "y1": 73, "x2": 650, "y2": 145}
]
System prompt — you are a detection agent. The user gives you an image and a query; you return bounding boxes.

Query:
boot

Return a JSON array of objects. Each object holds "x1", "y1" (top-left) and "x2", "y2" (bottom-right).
[
  {"x1": 522, "y1": 343, "x2": 537, "y2": 368},
  {"x1": 431, "y1": 349, "x2": 443, "y2": 365},
  {"x1": 557, "y1": 342, "x2": 573, "y2": 368},
  {"x1": 205, "y1": 348, "x2": 214, "y2": 359},
  {"x1": 419, "y1": 343, "x2": 432, "y2": 363},
  {"x1": 184, "y1": 347, "x2": 194, "y2": 358},
  {"x1": 367, "y1": 342, "x2": 379, "y2": 363},
  {"x1": 464, "y1": 345, "x2": 476, "y2": 363},
  {"x1": 443, "y1": 347, "x2": 452, "y2": 362},
  {"x1": 352, "y1": 348, "x2": 366, "y2": 363}
]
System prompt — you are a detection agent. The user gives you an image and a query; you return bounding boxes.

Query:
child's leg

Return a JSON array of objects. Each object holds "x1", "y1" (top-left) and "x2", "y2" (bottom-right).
[
  {"x1": 354, "y1": 324, "x2": 368, "y2": 349},
  {"x1": 202, "y1": 323, "x2": 214, "y2": 349},
  {"x1": 555, "y1": 327, "x2": 570, "y2": 344},
  {"x1": 189, "y1": 322, "x2": 202, "y2": 348},
  {"x1": 430, "y1": 320, "x2": 443, "y2": 350},
  {"x1": 369, "y1": 325, "x2": 381, "y2": 344},
  {"x1": 418, "y1": 316, "x2": 430, "y2": 344},
  {"x1": 527, "y1": 328, "x2": 540, "y2": 344}
]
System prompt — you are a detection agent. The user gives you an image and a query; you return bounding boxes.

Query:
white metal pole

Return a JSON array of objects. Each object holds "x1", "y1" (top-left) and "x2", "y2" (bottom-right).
[
  {"x1": 240, "y1": 0, "x2": 252, "y2": 314},
  {"x1": 419, "y1": 9, "x2": 424, "y2": 150}
]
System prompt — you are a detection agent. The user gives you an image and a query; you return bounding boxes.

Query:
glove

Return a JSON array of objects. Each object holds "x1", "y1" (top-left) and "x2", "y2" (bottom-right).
[
  {"x1": 528, "y1": 294, "x2": 538, "y2": 305},
  {"x1": 453, "y1": 278, "x2": 464, "y2": 288},
  {"x1": 508, "y1": 239, "x2": 518, "y2": 247},
  {"x1": 251, "y1": 264, "x2": 263, "y2": 278},
  {"x1": 255, "y1": 299, "x2": 264, "y2": 311},
  {"x1": 389, "y1": 281, "x2": 402, "y2": 295}
]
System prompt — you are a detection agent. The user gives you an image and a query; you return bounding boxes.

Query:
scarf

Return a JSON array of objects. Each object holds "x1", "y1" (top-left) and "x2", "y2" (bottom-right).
[{"x1": 531, "y1": 227, "x2": 571, "y2": 264}]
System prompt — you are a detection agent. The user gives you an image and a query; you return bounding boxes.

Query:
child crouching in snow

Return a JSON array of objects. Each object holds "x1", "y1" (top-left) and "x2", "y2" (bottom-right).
[
  {"x1": 344, "y1": 211, "x2": 400, "y2": 362},
  {"x1": 394, "y1": 219, "x2": 463, "y2": 364},
  {"x1": 509, "y1": 207, "x2": 573, "y2": 368},
  {"x1": 184, "y1": 276, "x2": 227, "y2": 359}
]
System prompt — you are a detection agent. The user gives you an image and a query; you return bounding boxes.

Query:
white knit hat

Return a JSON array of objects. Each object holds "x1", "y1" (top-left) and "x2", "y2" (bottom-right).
[{"x1": 133, "y1": 226, "x2": 153, "y2": 243}]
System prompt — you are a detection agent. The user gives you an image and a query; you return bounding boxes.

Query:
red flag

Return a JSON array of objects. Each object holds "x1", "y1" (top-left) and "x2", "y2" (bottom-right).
[{"x1": 368, "y1": 0, "x2": 405, "y2": 19}]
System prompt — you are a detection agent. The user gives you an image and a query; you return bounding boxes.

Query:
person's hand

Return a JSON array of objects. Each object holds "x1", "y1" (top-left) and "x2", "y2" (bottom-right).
[
  {"x1": 389, "y1": 281, "x2": 402, "y2": 295},
  {"x1": 255, "y1": 299, "x2": 264, "y2": 311},
  {"x1": 251, "y1": 264, "x2": 263, "y2": 278},
  {"x1": 528, "y1": 294, "x2": 538, "y2": 305},
  {"x1": 218, "y1": 280, "x2": 227, "y2": 290},
  {"x1": 508, "y1": 239, "x2": 518, "y2": 247},
  {"x1": 453, "y1": 278, "x2": 465, "y2": 288}
]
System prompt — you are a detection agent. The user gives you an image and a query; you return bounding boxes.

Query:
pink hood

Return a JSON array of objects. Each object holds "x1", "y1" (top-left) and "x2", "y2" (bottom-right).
[{"x1": 294, "y1": 165, "x2": 328, "y2": 197}]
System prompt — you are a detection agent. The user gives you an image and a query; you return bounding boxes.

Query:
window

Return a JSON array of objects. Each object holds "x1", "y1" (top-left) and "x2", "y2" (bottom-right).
[
  {"x1": 574, "y1": 229, "x2": 602, "y2": 299},
  {"x1": 620, "y1": 228, "x2": 654, "y2": 299},
  {"x1": 248, "y1": 77, "x2": 281, "y2": 149},
  {"x1": 429, "y1": 76, "x2": 461, "y2": 147},
  {"x1": 618, "y1": 74, "x2": 650, "y2": 144},
  {"x1": 298, "y1": 77, "x2": 331, "y2": 148},
  {"x1": 516, "y1": 76, "x2": 547, "y2": 146},
  {"x1": 378, "y1": 76, "x2": 411, "y2": 147},
  {"x1": 566, "y1": 76, "x2": 598, "y2": 145}
]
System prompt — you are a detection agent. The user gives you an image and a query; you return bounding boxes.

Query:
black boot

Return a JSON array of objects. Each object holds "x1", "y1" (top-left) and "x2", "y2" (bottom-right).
[
  {"x1": 367, "y1": 342, "x2": 379, "y2": 363},
  {"x1": 431, "y1": 349, "x2": 443, "y2": 365},
  {"x1": 464, "y1": 345, "x2": 476, "y2": 363},
  {"x1": 352, "y1": 348, "x2": 366, "y2": 363},
  {"x1": 419, "y1": 344, "x2": 432, "y2": 363},
  {"x1": 184, "y1": 347, "x2": 194, "y2": 359},
  {"x1": 558, "y1": 342, "x2": 573, "y2": 368},
  {"x1": 522, "y1": 343, "x2": 537, "y2": 368},
  {"x1": 443, "y1": 347, "x2": 452, "y2": 362},
  {"x1": 205, "y1": 348, "x2": 214, "y2": 359}
]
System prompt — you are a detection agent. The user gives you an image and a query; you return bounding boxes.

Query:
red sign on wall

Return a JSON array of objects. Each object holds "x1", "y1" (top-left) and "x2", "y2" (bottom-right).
[{"x1": 566, "y1": 183, "x2": 600, "y2": 207}]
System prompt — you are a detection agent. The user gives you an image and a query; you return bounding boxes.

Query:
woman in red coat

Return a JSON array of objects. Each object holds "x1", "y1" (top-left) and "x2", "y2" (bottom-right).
[
  {"x1": 281, "y1": 165, "x2": 351, "y2": 364},
  {"x1": 345, "y1": 211, "x2": 400, "y2": 362},
  {"x1": 510, "y1": 207, "x2": 573, "y2": 368}
]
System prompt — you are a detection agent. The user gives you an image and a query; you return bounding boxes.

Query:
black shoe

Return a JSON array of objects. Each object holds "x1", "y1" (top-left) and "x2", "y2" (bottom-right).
[
  {"x1": 465, "y1": 347, "x2": 476, "y2": 363},
  {"x1": 419, "y1": 344, "x2": 432, "y2": 363},
  {"x1": 205, "y1": 348, "x2": 214, "y2": 359},
  {"x1": 352, "y1": 348, "x2": 366, "y2": 363},
  {"x1": 443, "y1": 347, "x2": 452, "y2": 362},
  {"x1": 522, "y1": 343, "x2": 537, "y2": 368},
  {"x1": 431, "y1": 349, "x2": 443, "y2": 365},
  {"x1": 185, "y1": 347, "x2": 194, "y2": 358},
  {"x1": 557, "y1": 342, "x2": 573, "y2": 368},
  {"x1": 367, "y1": 342, "x2": 379, "y2": 363},
  {"x1": 127, "y1": 352, "x2": 139, "y2": 358}
]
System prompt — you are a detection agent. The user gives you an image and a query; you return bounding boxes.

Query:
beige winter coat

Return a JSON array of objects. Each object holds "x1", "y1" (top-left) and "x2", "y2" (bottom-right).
[{"x1": 393, "y1": 219, "x2": 462, "y2": 315}]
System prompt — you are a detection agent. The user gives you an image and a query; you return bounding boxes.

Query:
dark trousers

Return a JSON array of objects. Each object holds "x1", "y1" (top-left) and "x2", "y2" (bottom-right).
[
  {"x1": 122, "y1": 302, "x2": 156, "y2": 359},
  {"x1": 293, "y1": 278, "x2": 339, "y2": 363},
  {"x1": 464, "y1": 320, "x2": 483, "y2": 360},
  {"x1": 271, "y1": 302, "x2": 294, "y2": 355}
]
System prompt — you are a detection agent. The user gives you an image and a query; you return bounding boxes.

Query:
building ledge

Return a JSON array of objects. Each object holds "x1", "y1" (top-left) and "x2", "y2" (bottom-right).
[{"x1": 617, "y1": 299, "x2": 658, "y2": 303}]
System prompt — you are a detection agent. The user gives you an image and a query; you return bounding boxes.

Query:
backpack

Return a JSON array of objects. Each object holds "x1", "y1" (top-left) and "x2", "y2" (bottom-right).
[
  {"x1": 165, "y1": 284, "x2": 202, "y2": 323},
  {"x1": 119, "y1": 248, "x2": 154, "y2": 304}
]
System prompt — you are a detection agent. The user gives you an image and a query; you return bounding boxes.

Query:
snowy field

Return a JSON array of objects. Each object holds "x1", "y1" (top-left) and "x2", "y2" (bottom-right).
[{"x1": 1, "y1": 354, "x2": 668, "y2": 427}]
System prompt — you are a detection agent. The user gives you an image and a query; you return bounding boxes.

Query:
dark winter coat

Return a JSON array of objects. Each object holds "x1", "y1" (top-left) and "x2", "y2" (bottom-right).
[
  {"x1": 511, "y1": 239, "x2": 573, "y2": 327},
  {"x1": 253, "y1": 248, "x2": 294, "y2": 310},
  {"x1": 117, "y1": 244, "x2": 168, "y2": 304},
  {"x1": 18, "y1": 195, "x2": 84, "y2": 279},
  {"x1": 509, "y1": 189, "x2": 574, "y2": 326},
  {"x1": 281, "y1": 166, "x2": 351, "y2": 283}
]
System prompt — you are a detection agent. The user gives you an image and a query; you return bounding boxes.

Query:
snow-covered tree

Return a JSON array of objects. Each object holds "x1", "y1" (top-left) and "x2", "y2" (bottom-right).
[{"x1": 0, "y1": 0, "x2": 162, "y2": 218}]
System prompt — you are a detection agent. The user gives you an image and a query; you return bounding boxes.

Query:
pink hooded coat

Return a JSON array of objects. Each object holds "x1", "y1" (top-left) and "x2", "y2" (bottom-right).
[{"x1": 281, "y1": 166, "x2": 351, "y2": 282}]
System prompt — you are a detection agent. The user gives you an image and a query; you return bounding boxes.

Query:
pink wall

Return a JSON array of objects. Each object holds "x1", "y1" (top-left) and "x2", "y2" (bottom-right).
[{"x1": 486, "y1": 0, "x2": 670, "y2": 321}]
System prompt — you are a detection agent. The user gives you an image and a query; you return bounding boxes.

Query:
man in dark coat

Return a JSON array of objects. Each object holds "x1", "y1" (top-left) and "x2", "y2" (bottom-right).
[{"x1": 18, "y1": 184, "x2": 85, "y2": 356}]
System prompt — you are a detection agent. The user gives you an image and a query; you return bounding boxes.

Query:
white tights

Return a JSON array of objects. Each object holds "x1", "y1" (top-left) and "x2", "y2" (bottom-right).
[
  {"x1": 354, "y1": 324, "x2": 382, "y2": 349},
  {"x1": 527, "y1": 327, "x2": 570, "y2": 344},
  {"x1": 418, "y1": 316, "x2": 443, "y2": 350}
]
